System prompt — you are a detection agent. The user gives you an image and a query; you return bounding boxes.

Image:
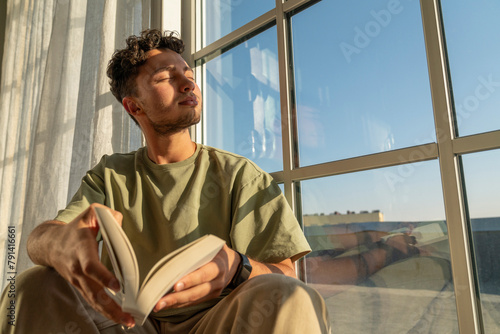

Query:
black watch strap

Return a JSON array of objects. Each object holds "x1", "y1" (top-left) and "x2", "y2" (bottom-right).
[{"x1": 228, "y1": 252, "x2": 252, "y2": 289}]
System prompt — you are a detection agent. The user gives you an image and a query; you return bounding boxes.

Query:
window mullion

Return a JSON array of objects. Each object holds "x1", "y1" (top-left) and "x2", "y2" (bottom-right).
[
  {"x1": 275, "y1": 0, "x2": 296, "y2": 208},
  {"x1": 420, "y1": 1, "x2": 481, "y2": 333}
]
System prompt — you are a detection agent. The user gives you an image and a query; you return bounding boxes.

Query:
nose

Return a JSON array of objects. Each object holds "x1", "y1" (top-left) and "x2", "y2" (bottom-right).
[{"x1": 180, "y1": 75, "x2": 195, "y2": 92}]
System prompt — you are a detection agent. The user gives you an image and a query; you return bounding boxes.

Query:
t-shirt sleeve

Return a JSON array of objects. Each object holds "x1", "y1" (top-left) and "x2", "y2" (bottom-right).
[
  {"x1": 53, "y1": 158, "x2": 107, "y2": 223},
  {"x1": 230, "y1": 171, "x2": 311, "y2": 263}
]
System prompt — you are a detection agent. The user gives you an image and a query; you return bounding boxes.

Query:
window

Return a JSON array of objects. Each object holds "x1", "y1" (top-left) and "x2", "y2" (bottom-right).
[
  {"x1": 461, "y1": 150, "x2": 500, "y2": 334},
  {"x1": 441, "y1": 0, "x2": 500, "y2": 137},
  {"x1": 201, "y1": 26, "x2": 283, "y2": 172},
  {"x1": 300, "y1": 161, "x2": 457, "y2": 332},
  {"x1": 190, "y1": 0, "x2": 500, "y2": 332},
  {"x1": 291, "y1": 0, "x2": 434, "y2": 165},
  {"x1": 202, "y1": 0, "x2": 275, "y2": 46}
]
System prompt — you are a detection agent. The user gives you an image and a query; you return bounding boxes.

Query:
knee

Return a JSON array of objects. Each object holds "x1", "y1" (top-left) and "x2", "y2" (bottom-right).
[
  {"x1": 16, "y1": 265, "x2": 57, "y2": 281},
  {"x1": 3, "y1": 265, "x2": 65, "y2": 300},
  {"x1": 232, "y1": 274, "x2": 330, "y2": 333},
  {"x1": 245, "y1": 273, "x2": 303, "y2": 291},
  {"x1": 242, "y1": 274, "x2": 323, "y2": 304},
  {"x1": 19, "y1": 265, "x2": 61, "y2": 287}
]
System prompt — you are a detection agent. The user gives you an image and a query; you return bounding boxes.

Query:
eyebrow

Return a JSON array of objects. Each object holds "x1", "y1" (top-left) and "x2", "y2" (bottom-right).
[{"x1": 151, "y1": 65, "x2": 194, "y2": 76}]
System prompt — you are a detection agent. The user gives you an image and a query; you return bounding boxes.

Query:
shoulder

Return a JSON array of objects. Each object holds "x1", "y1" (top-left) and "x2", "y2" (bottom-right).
[
  {"x1": 199, "y1": 145, "x2": 262, "y2": 170},
  {"x1": 96, "y1": 148, "x2": 142, "y2": 166},
  {"x1": 198, "y1": 145, "x2": 267, "y2": 185},
  {"x1": 90, "y1": 148, "x2": 143, "y2": 175}
]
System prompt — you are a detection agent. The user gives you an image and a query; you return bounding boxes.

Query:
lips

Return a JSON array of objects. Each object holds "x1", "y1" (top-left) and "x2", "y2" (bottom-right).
[{"x1": 179, "y1": 95, "x2": 198, "y2": 106}]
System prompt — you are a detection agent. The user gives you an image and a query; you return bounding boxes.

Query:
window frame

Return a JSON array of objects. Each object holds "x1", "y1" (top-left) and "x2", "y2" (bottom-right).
[{"x1": 159, "y1": 1, "x2": 500, "y2": 332}]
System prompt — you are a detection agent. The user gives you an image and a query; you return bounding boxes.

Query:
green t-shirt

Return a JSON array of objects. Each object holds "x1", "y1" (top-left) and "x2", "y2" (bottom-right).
[{"x1": 55, "y1": 144, "x2": 310, "y2": 321}]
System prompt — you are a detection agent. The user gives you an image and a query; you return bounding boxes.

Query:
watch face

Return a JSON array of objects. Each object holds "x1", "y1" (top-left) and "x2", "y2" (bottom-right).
[
  {"x1": 240, "y1": 254, "x2": 252, "y2": 280},
  {"x1": 229, "y1": 253, "x2": 252, "y2": 289}
]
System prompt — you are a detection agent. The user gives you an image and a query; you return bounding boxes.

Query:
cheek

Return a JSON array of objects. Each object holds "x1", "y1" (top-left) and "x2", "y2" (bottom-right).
[{"x1": 152, "y1": 88, "x2": 175, "y2": 104}]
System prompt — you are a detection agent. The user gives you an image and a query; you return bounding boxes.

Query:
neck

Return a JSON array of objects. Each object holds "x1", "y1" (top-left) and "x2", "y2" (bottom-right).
[{"x1": 144, "y1": 129, "x2": 196, "y2": 164}]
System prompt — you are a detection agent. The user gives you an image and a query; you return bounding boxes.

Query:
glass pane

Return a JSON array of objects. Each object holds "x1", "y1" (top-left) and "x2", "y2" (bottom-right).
[
  {"x1": 278, "y1": 183, "x2": 284, "y2": 195},
  {"x1": 290, "y1": 0, "x2": 434, "y2": 166},
  {"x1": 301, "y1": 161, "x2": 458, "y2": 332},
  {"x1": 203, "y1": 27, "x2": 283, "y2": 173},
  {"x1": 441, "y1": 0, "x2": 500, "y2": 137},
  {"x1": 202, "y1": 0, "x2": 275, "y2": 47},
  {"x1": 462, "y1": 150, "x2": 500, "y2": 333}
]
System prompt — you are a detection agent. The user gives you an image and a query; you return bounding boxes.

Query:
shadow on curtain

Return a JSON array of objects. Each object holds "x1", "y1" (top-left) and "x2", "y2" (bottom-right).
[{"x1": 0, "y1": 0, "x2": 144, "y2": 290}]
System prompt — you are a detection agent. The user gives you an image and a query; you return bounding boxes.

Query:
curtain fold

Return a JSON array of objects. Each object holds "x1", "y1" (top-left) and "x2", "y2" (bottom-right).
[{"x1": 0, "y1": 0, "x2": 144, "y2": 290}]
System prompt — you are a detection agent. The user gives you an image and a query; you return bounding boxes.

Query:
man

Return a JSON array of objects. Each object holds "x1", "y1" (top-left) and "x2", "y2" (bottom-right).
[{"x1": 0, "y1": 29, "x2": 329, "y2": 333}]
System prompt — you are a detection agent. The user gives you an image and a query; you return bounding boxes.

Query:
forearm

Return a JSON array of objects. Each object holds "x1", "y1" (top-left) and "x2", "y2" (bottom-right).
[
  {"x1": 248, "y1": 258, "x2": 296, "y2": 278},
  {"x1": 27, "y1": 220, "x2": 66, "y2": 267},
  {"x1": 27, "y1": 205, "x2": 135, "y2": 327}
]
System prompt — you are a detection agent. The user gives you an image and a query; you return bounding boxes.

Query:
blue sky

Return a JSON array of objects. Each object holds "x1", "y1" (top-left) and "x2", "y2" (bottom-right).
[
  {"x1": 291, "y1": 0, "x2": 434, "y2": 166},
  {"x1": 203, "y1": 0, "x2": 500, "y2": 222}
]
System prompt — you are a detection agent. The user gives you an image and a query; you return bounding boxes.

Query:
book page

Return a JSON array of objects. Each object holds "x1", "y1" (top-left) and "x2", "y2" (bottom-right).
[
  {"x1": 129, "y1": 235, "x2": 225, "y2": 324},
  {"x1": 94, "y1": 207, "x2": 140, "y2": 301},
  {"x1": 140, "y1": 236, "x2": 212, "y2": 287}
]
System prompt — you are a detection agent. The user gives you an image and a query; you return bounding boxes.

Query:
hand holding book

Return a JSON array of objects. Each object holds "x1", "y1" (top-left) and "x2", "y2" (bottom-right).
[{"x1": 94, "y1": 207, "x2": 226, "y2": 326}]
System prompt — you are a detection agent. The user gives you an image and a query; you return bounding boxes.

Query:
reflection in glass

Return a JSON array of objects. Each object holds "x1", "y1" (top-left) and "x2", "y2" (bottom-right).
[
  {"x1": 462, "y1": 150, "x2": 500, "y2": 333},
  {"x1": 290, "y1": 0, "x2": 434, "y2": 166},
  {"x1": 441, "y1": 0, "x2": 500, "y2": 137},
  {"x1": 203, "y1": 27, "x2": 283, "y2": 173},
  {"x1": 300, "y1": 161, "x2": 458, "y2": 332},
  {"x1": 202, "y1": 0, "x2": 275, "y2": 47}
]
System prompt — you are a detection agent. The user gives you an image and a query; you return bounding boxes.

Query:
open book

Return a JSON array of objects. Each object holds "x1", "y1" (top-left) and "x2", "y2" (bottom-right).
[{"x1": 94, "y1": 207, "x2": 226, "y2": 326}]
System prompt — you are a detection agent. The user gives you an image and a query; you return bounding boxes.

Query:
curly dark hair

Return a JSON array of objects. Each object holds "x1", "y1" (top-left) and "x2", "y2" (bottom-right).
[{"x1": 107, "y1": 29, "x2": 185, "y2": 104}]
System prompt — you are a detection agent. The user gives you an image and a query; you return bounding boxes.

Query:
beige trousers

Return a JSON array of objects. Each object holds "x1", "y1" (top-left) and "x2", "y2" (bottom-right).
[{"x1": 1, "y1": 266, "x2": 330, "y2": 334}]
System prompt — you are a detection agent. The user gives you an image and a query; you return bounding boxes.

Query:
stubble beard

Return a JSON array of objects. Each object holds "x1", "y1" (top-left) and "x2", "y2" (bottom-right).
[{"x1": 148, "y1": 110, "x2": 201, "y2": 136}]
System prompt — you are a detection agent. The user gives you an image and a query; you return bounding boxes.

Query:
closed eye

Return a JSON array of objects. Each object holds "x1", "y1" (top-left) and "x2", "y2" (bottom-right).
[{"x1": 155, "y1": 76, "x2": 173, "y2": 82}]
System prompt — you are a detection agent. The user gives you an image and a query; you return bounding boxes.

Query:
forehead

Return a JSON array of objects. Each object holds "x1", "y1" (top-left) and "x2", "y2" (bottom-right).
[{"x1": 140, "y1": 48, "x2": 190, "y2": 75}]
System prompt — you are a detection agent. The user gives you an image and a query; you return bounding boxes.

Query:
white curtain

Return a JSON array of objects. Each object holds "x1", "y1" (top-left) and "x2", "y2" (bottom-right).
[{"x1": 0, "y1": 0, "x2": 145, "y2": 290}]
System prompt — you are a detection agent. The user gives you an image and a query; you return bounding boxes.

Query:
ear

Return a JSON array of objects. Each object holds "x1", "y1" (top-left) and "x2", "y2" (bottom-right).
[{"x1": 122, "y1": 97, "x2": 141, "y2": 116}]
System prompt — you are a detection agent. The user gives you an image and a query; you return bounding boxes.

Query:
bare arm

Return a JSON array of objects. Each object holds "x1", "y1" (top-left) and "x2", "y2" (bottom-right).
[
  {"x1": 27, "y1": 204, "x2": 135, "y2": 327},
  {"x1": 28, "y1": 220, "x2": 67, "y2": 267},
  {"x1": 249, "y1": 257, "x2": 296, "y2": 277}
]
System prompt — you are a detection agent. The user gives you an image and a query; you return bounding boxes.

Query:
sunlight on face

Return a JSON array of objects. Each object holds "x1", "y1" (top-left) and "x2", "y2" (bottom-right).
[{"x1": 134, "y1": 49, "x2": 202, "y2": 135}]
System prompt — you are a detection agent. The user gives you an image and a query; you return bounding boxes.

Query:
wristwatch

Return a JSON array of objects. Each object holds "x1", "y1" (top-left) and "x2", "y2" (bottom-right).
[{"x1": 228, "y1": 251, "x2": 252, "y2": 289}]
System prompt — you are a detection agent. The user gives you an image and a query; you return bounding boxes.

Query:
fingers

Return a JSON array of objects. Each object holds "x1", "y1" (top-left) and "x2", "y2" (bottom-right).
[
  {"x1": 80, "y1": 257, "x2": 122, "y2": 292},
  {"x1": 108, "y1": 207, "x2": 124, "y2": 227},
  {"x1": 153, "y1": 251, "x2": 231, "y2": 312},
  {"x1": 174, "y1": 246, "x2": 233, "y2": 291},
  {"x1": 154, "y1": 281, "x2": 221, "y2": 311},
  {"x1": 173, "y1": 261, "x2": 225, "y2": 297},
  {"x1": 175, "y1": 264, "x2": 216, "y2": 290},
  {"x1": 58, "y1": 254, "x2": 133, "y2": 324},
  {"x1": 86, "y1": 203, "x2": 123, "y2": 229},
  {"x1": 55, "y1": 255, "x2": 134, "y2": 327},
  {"x1": 66, "y1": 204, "x2": 123, "y2": 292},
  {"x1": 75, "y1": 273, "x2": 135, "y2": 327},
  {"x1": 54, "y1": 205, "x2": 133, "y2": 326}
]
